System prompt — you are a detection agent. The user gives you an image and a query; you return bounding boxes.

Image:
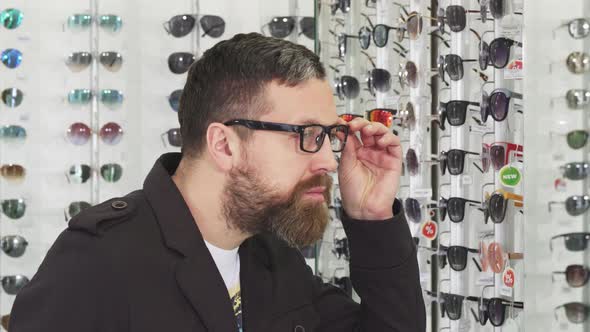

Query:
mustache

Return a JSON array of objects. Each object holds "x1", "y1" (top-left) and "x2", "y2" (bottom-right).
[{"x1": 291, "y1": 174, "x2": 333, "y2": 198}]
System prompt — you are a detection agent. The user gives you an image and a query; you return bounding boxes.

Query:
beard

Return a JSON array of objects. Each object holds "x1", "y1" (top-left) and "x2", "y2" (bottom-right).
[{"x1": 222, "y1": 164, "x2": 333, "y2": 248}]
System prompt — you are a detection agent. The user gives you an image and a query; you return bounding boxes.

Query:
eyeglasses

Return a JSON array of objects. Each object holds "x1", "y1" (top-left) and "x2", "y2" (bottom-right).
[
  {"x1": 1, "y1": 199, "x2": 26, "y2": 219},
  {"x1": 439, "y1": 149, "x2": 479, "y2": 176},
  {"x1": 1, "y1": 87, "x2": 23, "y2": 108},
  {"x1": 560, "y1": 162, "x2": 589, "y2": 180},
  {"x1": 482, "y1": 142, "x2": 523, "y2": 172},
  {"x1": 566, "y1": 89, "x2": 590, "y2": 109},
  {"x1": 372, "y1": 24, "x2": 404, "y2": 47},
  {"x1": 1, "y1": 235, "x2": 28, "y2": 258},
  {"x1": 549, "y1": 195, "x2": 590, "y2": 216},
  {"x1": 553, "y1": 265, "x2": 590, "y2": 288},
  {"x1": 67, "y1": 89, "x2": 124, "y2": 107},
  {"x1": 404, "y1": 198, "x2": 424, "y2": 223},
  {"x1": 224, "y1": 119, "x2": 349, "y2": 154},
  {"x1": 66, "y1": 122, "x2": 124, "y2": 146},
  {"x1": 555, "y1": 302, "x2": 589, "y2": 324},
  {"x1": 438, "y1": 100, "x2": 480, "y2": 130},
  {"x1": 480, "y1": 88, "x2": 523, "y2": 123},
  {"x1": 1, "y1": 48, "x2": 22, "y2": 69},
  {"x1": 67, "y1": 14, "x2": 123, "y2": 32},
  {"x1": 65, "y1": 201, "x2": 92, "y2": 220},
  {"x1": 478, "y1": 297, "x2": 524, "y2": 326},
  {"x1": 562, "y1": 18, "x2": 590, "y2": 39},
  {"x1": 397, "y1": 61, "x2": 419, "y2": 89},
  {"x1": 0, "y1": 125, "x2": 26, "y2": 141},
  {"x1": 437, "y1": 5, "x2": 479, "y2": 34},
  {"x1": 66, "y1": 51, "x2": 123, "y2": 72},
  {"x1": 551, "y1": 130, "x2": 589, "y2": 150},
  {"x1": 265, "y1": 16, "x2": 314, "y2": 40},
  {"x1": 366, "y1": 108, "x2": 398, "y2": 128},
  {"x1": 367, "y1": 68, "x2": 392, "y2": 96},
  {"x1": 161, "y1": 128, "x2": 182, "y2": 148},
  {"x1": 164, "y1": 14, "x2": 225, "y2": 38},
  {"x1": 551, "y1": 233, "x2": 590, "y2": 252},
  {"x1": 482, "y1": 190, "x2": 523, "y2": 224},
  {"x1": 334, "y1": 75, "x2": 360, "y2": 100},
  {"x1": 566, "y1": 51, "x2": 590, "y2": 74},
  {"x1": 1, "y1": 164, "x2": 25, "y2": 182},
  {"x1": 1, "y1": 275, "x2": 29, "y2": 295},
  {"x1": 168, "y1": 52, "x2": 196, "y2": 74},
  {"x1": 66, "y1": 163, "x2": 123, "y2": 183},
  {"x1": 439, "y1": 197, "x2": 482, "y2": 222},
  {"x1": 437, "y1": 54, "x2": 478, "y2": 82},
  {"x1": 479, "y1": 37, "x2": 522, "y2": 70},
  {"x1": 1, "y1": 8, "x2": 23, "y2": 29}
]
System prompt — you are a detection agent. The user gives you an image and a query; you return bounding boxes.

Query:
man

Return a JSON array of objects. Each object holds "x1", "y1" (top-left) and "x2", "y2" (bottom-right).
[{"x1": 10, "y1": 33, "x2": 425, "y2": 331}]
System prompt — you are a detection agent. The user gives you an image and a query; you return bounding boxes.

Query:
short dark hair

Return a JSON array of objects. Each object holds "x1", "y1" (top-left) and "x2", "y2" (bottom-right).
[{"x1": 178, "y1": 32, "x2": 326, "y2": 159}]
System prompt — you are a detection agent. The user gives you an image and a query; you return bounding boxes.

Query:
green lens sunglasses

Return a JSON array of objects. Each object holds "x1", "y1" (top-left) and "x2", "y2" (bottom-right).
[
  {"x1": 67, "y1": 14, "x2": 122, "y2": 32},
  {"x1": 1, "y1": 199, "x2": 26, "y2": 219},
  {"x1": 67, "y1": 89, "x2": 124, "y2": 107},
  {"x1": 0, "y1": 9, "x2": 23, "y2": 30}
]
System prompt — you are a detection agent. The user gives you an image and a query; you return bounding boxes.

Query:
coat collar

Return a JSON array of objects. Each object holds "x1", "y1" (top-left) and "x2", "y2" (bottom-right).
[{"x1": 143, "y1": 153, "x2": 273, "y2": 331}]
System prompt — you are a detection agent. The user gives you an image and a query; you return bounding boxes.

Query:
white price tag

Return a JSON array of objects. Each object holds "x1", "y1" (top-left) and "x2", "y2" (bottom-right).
[
  {"x1": 461, "y1": 175, "x2": 473, "y2": 185},
  {"x1": 413, "y1": 188, "x2": 433, "y2": 198},
  {"x1": 476, "y1": 272, "x2": 494, "y2": 286},
  {"x1": 499, "y1": 284, "x2": 513, "y2": 297},
  {"x1": 17, "y1": 35, "x2": 31, "y2": 42}
]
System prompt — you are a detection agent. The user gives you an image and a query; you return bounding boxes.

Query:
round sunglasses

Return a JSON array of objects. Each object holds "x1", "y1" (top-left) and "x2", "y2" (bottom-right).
[
  {"x1": 66, "y1": 122, "x2": 124, "y2": 146},
  {"x1": 161, "y1": 128, "x2": 182, "y2": 148},
  {"x1": 67, "y1": 14, "x2": 122, "y2": 33},
  {"x1": 1, "y1": 88, "x2": 23, "y2": 108},
  {"x1": 168, "y1": 52, "x2": 196, "y2": 74},
  {"x1": 1, "y1": 48, "x2": 22, "y2": 69},
  {"x1": 164, "y1": 14, "x2": 225, "y2": 38},
  {"x1": 1, "y1": 275, "x2": 29, "y2": 295},
  {"x1": 66, "y1": 163, "x2": 123, "y2": 184},
  {"x1": 553, "y1": 265, "x2": 590, "y2": 288},
  {"x1": 0, "y1": 8, "x2": 23, "y2": 29},
  {"x1": 1, "y1": 235, "x2": 28, "y2": 258},
  {"x1": 66, "y1": 51, "x2": 123, "y2": 72}
]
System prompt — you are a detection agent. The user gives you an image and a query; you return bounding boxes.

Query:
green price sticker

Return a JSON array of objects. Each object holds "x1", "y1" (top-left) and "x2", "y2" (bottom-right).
[{"x1": 500, "y1": 165, "x2": 522, "y2": 187}]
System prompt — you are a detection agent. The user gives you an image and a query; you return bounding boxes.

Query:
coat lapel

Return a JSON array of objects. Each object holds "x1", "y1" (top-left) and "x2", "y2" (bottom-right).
[
  {"x1": 239, "y1": 238, "x2": 274, "y2": 332},
  {"x1": 143, "y1": 153, "x2": 237, "y2": 331}
]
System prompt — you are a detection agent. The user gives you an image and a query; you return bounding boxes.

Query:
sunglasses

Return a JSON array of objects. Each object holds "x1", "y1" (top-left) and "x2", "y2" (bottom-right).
[
  {"x1": 371, "y1": 24, "x2": 404, "y2": 47},
  {"x1": 66, "y1": 163, "x2": 123, "y2": 183},
  {"x1": 438, "y1": 100, "x2": 480, "y2": 130},
  {"x1": 566, "y1": 89, "x2": 590, "y2": 109},
  {"x1": 437, "y1": 5, "x2": 479, "y2": 34},
  {"x1": 367, "y1": 68, "x2": 392, "y2": 96},
  {"x1": 439, "y1": 149, "x2": 479, "y2": 176},
  {"x1": 1, "y1": 164, "x2": 25, "y2": 182},
  {"x1": 482, "y1": 142, "x2": 523, "y2": 172},
  {"x1": 330, "y1": 0, "x2": 351, "y2": 15},
  {"x1": 338, "y1": 113, "x2": 363, "y2": 122},
  {"x1": 1, "y1": 87, "x2": 23, "y2": 108},
  {"x1": 406, "y1": 148, "x2": 438, "y2": 175},
  {"x1": 366, "y1": 109, "x2": 398, "y2": 128},
  {"x1": 439, "y1": 245, "x2": 479, "y2": 271},
  {"x1": 400, "y1": 102, "x2": 416, "y2": 130},
  {"x1": 480, "y1": 88, "x2": 523, "y2": 123},
  {"x1": 1, "y1": 235, "x2": 28, "y2": 258},
  {"x1": 67, "y1": 89, "x2": 124, "y2": 107},
  {"x1": 164, "y1": 14, "x2": 225, "y2": 38},
  {"x1": 1, "y1": 8, "x2": 23, "y2": 29},
  {"x1": 266, "y1": 16, "x2": 314, "y2": 40},
  {"x1": 66, "y1": 51, "x2": 123, "y2": 72},
  {"x1": 482, "y1": 190, "x2": 523, "y2": 224},
  {"x1": 437, "y1": 54, "x2": 478, "y2": 83},
  {"x1": 562, "y1": 18, "x2": 590, "y2": 39},
  {"x1": 168, "y1": 89, "x2": 182, "y2": 112},
  {"x1": 439, "y1": 197, "x2": 481, "y2": 222},
  {"x1": 560, "y1": 162, "x2": 589, "y2": 180},
  {"x1": 478, "y1": 297, "x2": 524, "y2": 326},
  {"x1": 1, "y1": 199, "x2": 26, "y2": 219},
  {"x1": 1, "y1": 315, "x2": 8, "y2": 331},
  {"x1": 168, "y1": 52, "x2": 196, "y2": 74},
  {"x1": 397, "y1": 61, "x2": 419, "y2": 89},
  {"x1": 549, "y1": 195, "x2": 590, "y2": 216},
  {"x1": 404, "y1": 198, "x2": 423, "y2": 223},
  {"x1": 334, "y1": 75, "x2": 360, "y2": 100},
  {"x1": 551, "y1": 232, "x2": 590, "y2": 252},
  {"x1": 161, "y1": 128, "x2": 182, "y2": 148},
  {"x1": 566, "y1": 51, "x2": 590, "y2": 74},
  {"x1": 67, "y1": 14, "x2": 122, "y2": 32},
  {"x1": 553, "y1": 265, "x2": 590, "y2": 288},
  {"x1": 0, "y1": 125, "x2": 26, "y2": 141},
  {"x1": 1, "y1": 275, "x2": 29, "y2": 295},
  {"x1": 224, "y1": 119, "x2": 349, "y2": 154},
  {"x1": 66, "y1": 122, "x2": 124, "y2": 146},
  {"x1": 555, "y1": 302, "x2": 589, "y2": 324},
  {"x1": 65, "y1": 201, "x2": 92, "y2": 220},
  {"x1": 551, "y1": 130, "x2": 589, "y2": 150},
  {"x1": 1, "y1": 48, "x2": 22, "y2": 69},
  {"x1": 479, "y1": 37, "x2": 522, "y2": 70}
]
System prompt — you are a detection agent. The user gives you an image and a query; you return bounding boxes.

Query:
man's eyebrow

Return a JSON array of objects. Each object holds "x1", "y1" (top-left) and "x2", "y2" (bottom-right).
[{"x1": 298, "y1": 119, "x2": 340, "y2": 126}]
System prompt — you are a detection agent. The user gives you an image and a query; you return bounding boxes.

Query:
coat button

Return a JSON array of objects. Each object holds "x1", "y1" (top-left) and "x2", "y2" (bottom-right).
[
  {"x1": 111, "y1": 200, "x2": 127, "y2": 210},
  {"x1": 294, "y1": 325, "x2": 305, "y2": 332}
]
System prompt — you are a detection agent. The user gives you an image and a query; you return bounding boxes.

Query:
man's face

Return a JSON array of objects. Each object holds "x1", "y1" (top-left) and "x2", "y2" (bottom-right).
[{"x1": 222, "y1": 79, "x2": 340, "y2": 247}]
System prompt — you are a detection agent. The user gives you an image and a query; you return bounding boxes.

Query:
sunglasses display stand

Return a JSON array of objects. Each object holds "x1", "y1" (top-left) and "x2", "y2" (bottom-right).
[{"x1": 523, "y1": 0, "x2": 590, "y2": 330}]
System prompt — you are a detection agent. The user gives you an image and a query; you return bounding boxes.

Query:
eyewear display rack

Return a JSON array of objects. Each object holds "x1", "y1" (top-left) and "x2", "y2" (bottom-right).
[{"x1": 523, "y1": 0, "x2": 590, "y2": 331}]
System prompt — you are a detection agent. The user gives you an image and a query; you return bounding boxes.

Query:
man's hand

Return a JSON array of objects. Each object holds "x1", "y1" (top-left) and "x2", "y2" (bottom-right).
[{"x1": 337, "y1": 117, "x2": 403, "y2": 220}]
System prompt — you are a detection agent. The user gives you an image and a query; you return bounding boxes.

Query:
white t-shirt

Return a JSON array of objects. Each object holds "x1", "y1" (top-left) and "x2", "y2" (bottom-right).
[{"x1": 204, "y1": 240, "x2": 243, "y2": 331}]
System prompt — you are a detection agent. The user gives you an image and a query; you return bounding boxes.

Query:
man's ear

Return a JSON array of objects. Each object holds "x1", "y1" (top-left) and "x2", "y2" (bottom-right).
[{"x1": 206, "y1": 123, "x2": 242, "y2": 172}]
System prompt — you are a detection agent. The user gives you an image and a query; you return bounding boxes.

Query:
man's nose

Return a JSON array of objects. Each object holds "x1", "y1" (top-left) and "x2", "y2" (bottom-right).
[{"x1": 311, "y1": 137, "x2": 338, "y2": 173}]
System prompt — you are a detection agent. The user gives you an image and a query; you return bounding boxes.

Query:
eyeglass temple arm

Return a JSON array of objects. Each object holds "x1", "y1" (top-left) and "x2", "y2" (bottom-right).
[
  {"x1": 162, "y1": 21, "x2": 171, "y2": 34},
  {"x1": 360, "y1": 51, "x2": 376, "y2": 68},
  {"x1": 547, "y1": 201, "x2": 565, "y2": 213},
  {"x1": 360, "y1": 14, "x2": 375, "y2": 29}
]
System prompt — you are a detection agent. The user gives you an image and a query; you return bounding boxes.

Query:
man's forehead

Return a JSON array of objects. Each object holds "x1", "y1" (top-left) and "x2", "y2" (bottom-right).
[{"x1": 260, "y1": 79, "x2": 338, "y2": 125}]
